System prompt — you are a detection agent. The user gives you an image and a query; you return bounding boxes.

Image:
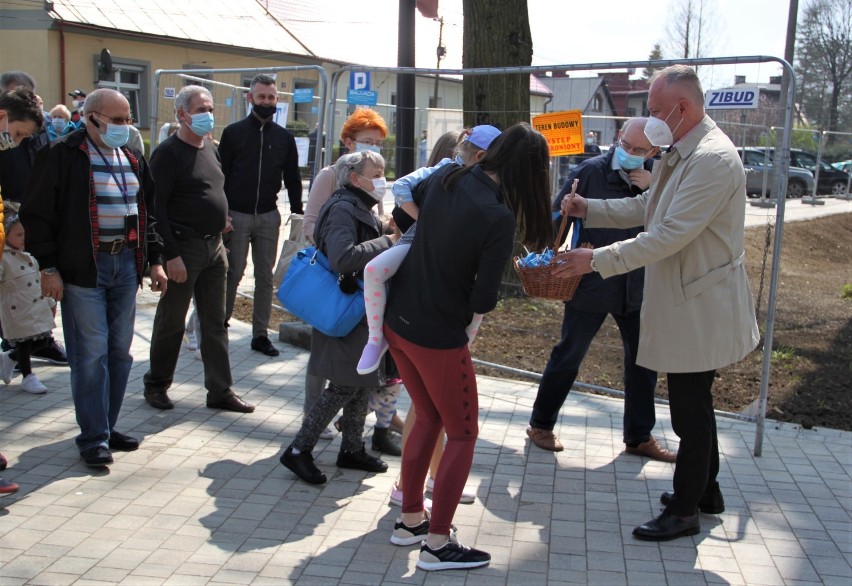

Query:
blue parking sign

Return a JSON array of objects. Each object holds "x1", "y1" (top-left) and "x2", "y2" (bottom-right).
[{"x1": 350, "y1": 71, "x2": 371, "y2": 91}]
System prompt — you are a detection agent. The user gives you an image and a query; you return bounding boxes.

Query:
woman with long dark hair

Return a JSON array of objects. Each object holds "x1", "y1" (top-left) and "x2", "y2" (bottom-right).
[{"x1": 384, "y1": 122, "x2": 553, "y2": 571}]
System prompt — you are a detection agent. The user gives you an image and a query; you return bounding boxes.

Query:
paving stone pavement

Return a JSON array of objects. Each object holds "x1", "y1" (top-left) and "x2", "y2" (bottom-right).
[{"x1": 0, "y1": 284, "x2": 850, "y2": 585}]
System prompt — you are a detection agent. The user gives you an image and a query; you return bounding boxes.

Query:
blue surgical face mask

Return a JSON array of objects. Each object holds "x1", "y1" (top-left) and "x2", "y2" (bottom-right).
[
  {"x1": 52, "y1": 118, "x2": 68, "y2": 134},
  {"x1": 615, "y1": 146, "x2": 646, "y2": 170},
  {"x1": 188, "y1": 112, "x2": 215, "y2": 137},
  {"x1": 102, "y1": 123, "x2": 130, "y2": 148},
  {"x1": 454, "y1": 154, "x2": 465, "y2": 166},
  {"x1": 355, "y1": 142, "x2": 381, "y2": 154}
]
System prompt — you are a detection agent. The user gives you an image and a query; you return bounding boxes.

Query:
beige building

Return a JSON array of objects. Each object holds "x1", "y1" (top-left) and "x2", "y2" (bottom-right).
[
  {"x1": 1, "y1": 0, "x2": 551, "y2": 162},
  {"x1": 0, "y1": 0, "x2": 333, "y2": 136}
]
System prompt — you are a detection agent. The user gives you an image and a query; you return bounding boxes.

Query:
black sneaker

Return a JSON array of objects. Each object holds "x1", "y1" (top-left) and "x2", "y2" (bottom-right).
[
  {"x1": 81, "y1": 446, "x2": 113, "y2": 468},
  {"x1": 251, "y1": 335, "x2": 280, "y2": 357},
  {"x1": 337, "y1": 443, "x2": 388, "y2": 473},
  {"x1": 32, "y1": 339, "x2": 68, "y2": 365},
  {"x1": 280, "y1": 446, "x2": 326, "y2": 484},
  {"x1": 390, "y1": 513, "x2": 456, "y2": 546},
  {"x1": 417, "y1": 536, "x2": 491, "y2": 571}
]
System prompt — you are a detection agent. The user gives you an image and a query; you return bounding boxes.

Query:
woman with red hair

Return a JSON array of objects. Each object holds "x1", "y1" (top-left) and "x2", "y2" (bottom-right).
[{"x1": 303, "y1": 108, "x2": 388, "y2": 239}]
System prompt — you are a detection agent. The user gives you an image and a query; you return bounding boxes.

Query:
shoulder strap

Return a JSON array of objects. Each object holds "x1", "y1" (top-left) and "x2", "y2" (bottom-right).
[{"x1": 313, "y1": 191, "x2": 357, "y2": 255}]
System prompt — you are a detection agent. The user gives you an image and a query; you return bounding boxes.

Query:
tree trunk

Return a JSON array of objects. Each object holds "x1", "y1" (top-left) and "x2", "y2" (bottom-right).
[{"x1": 461, "y1": 0, "x2": 533, "y2": 130}]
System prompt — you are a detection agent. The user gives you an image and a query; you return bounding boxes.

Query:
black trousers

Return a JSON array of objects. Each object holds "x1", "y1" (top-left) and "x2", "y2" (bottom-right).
[{"x1": 667, "y1": 369, "x2": 719, "y2": 516}]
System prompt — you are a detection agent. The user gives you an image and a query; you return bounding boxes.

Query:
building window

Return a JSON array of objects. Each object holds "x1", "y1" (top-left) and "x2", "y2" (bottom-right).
[
  {"x1": 592, "y1": 94, "x2": 603, "y2": 112},
  {"x1": 97, "y1": 60, "x2": 148, "y2": 127}
]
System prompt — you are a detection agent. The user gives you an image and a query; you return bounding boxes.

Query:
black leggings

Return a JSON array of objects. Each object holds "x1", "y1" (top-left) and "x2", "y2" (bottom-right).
[{"x1": 14, "y1": 340, "x2": 33, "y2": 377}]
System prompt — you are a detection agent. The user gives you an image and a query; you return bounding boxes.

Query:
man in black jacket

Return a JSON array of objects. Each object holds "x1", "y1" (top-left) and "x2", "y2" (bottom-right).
[
  {"x1": 22, "y1": 88, "x2": 168, "y2": 467},
  {"x1": 219, "y1": 74, "x2": 303, "y2": 357},
  {"x1": 526, "y1": 118, "x2": 676, "y2": 462}
]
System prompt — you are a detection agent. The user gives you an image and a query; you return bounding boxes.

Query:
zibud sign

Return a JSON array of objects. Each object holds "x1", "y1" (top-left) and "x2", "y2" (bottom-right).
[{"x1": 705, "y1": 88, "x2": 758, "y2": 109}]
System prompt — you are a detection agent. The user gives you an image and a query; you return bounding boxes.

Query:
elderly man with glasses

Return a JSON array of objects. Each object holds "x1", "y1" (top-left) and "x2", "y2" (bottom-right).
[
  {"x1": 22, "y1": 88, "x2": 168, "y2": 467},
  {"x1": 526, "y1": 117, "x2": 677, "y2": 463}
]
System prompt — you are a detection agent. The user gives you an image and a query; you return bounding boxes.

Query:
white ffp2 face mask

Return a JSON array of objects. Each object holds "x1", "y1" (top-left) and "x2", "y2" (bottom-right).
[{"x1": 644, "y1": 103, "x2": 683, "y2": 147}]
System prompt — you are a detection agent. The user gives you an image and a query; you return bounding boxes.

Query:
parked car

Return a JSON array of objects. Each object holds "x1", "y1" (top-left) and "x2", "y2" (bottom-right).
[
  {"x1": 832, "y1": 160, "x2": 852, "y2": 173},
  {"x1": 755, "y1": 148, "x2": 850, "y2": 195},
  {"x1": 737, "y1": 148, "x2": 815, "y2": 198}
]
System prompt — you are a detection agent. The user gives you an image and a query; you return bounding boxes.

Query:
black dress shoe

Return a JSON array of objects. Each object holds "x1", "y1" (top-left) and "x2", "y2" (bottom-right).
[
  {"x1": 207, "y1": 393, "x2": 255, "y2": 413},
  {"x1": 109, "y1": 431, "x2": 140, "y2": 452},
  {"x1": 280, "y1": 446, "x2": 326, "y2": 484},
  {"x1": 337, "y1": 443, "x2": 388, "y2": 473},
  {"x1": 660, "y1": 481, "x2": 725, "y2": 514},
  {"x1": 633, "y1": 510, "x2": 700, "y2": 541},
  {"x1": 144, "y1": 389, "x2": 174, "y2": 410},
  {"x1": 81, "y1": 446, "x2": 113, "y2": 467},
  {"x1": 251, "y1": 335, "x2": 280, "y2": 357}
]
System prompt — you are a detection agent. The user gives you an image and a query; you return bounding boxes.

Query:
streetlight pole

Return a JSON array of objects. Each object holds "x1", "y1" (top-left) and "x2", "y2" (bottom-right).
[{"x1": 432, "y1": 16, "x2": 445, "y2": 108}]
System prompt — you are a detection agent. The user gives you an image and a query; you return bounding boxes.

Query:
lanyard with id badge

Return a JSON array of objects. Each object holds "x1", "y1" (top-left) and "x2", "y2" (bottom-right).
[{"x1": 89, "y1": 136, "x2": 138, "y2": 249}]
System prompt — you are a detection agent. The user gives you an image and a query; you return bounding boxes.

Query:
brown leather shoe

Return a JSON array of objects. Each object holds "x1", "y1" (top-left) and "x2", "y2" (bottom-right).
[
  {"x1": 207, "y1": 393, "x2": 255, "y2": 413},
  {"x1": 526, "y1": 426, "x2": 564, "y2": 452},
  {"x1": 625, "y1": 437, "x2": 676, "y2": 463}
]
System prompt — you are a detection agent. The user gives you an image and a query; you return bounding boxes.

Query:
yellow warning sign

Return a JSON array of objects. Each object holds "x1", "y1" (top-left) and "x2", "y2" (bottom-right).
[{"x1": 531, "y1": 110, "x2": 584, "y2": 156}]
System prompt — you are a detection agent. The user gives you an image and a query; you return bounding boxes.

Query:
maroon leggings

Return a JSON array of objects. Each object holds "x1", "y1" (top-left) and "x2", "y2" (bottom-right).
[{"x1": 385, "y1": 325, "x2": 478, "y2": 536}]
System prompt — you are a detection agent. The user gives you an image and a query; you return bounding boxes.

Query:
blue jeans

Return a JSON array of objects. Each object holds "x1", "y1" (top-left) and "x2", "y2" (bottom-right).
[
  {"x1": 61, "y1": 249, "x2": 138, "y2": 453},
  {"x1": 530, "y1": 306, "x2": 658, "y2": 445}
]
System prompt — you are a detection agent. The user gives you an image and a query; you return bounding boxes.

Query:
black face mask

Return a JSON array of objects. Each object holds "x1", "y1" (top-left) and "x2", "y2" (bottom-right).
[{"x1": 252, "y1": 104, "x2": 276, "y2": 120}]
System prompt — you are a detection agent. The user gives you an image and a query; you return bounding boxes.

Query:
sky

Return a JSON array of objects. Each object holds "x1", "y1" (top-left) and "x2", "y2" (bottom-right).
[{"x1": 406, "y1": 0, "x2": 798, "y2": 86}]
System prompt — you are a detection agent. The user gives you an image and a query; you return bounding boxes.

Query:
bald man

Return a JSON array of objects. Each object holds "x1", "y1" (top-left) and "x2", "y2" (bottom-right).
[
  {"x1": 527, "y1": 118, "x2": 675, "y2": 463},
  {"x1": 22, "y1": 88, "x2": 168, "y2": 468},
  {"x1": 555, "y1": 65, "x2": 759, "y2": 541}
]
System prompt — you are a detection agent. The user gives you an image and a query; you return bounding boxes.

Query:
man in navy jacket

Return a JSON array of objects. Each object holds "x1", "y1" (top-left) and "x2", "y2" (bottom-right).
[
  {"x1": 219, "y1": 74, "x2": 303, "y2": 357},
  {"x1": 526, "y1": 118, "x2": 675, "y2": 462}
]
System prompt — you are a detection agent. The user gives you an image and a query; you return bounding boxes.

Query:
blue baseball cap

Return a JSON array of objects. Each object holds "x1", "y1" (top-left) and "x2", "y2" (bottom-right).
[{"x1": 465, "y1": 125, "x2": 501, "y2": 150}]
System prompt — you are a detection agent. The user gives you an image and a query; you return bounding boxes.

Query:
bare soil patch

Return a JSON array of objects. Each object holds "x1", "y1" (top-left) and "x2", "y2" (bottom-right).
[{"x1": 235, "y1": 213, "x2": 852, "y2": 431}]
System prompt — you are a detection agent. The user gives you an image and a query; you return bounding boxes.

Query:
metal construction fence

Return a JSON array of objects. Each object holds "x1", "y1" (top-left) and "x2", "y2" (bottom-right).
[
  {"x1": 153, "y1": 57, "x2": 807, "y2": 455},
  {"x1": 151, "y1": 65, "x2": 328, "y2": 174}
]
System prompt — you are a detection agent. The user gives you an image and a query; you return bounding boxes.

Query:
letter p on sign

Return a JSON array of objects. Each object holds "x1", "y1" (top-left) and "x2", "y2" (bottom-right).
[{"x1": 350, "y1": 72, "x2": 371, "y2": 91}]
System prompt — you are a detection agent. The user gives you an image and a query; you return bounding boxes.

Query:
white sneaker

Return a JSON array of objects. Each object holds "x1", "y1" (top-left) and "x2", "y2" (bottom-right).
[
  {"x1": 184, "y1": 329, "x2": 198, "y2": 351},
  {"x1": 20, "y1": 374, "x2": 47, "y2": 394},
  {"x1": 426, "y1": 476, "x2": 476, "y2": 504},
  {"x1": 0, "y1": 351, "x2": 14, "y2": 384},
  {"x1": 388, "y1": 482, "x2": 433, "y2": 510},
  {"x1": 194, "y1": 348, "x2": 202, "y2": 361},
  {"x1": 318, "y1": 427, "x2": 336, "y2": 440}
]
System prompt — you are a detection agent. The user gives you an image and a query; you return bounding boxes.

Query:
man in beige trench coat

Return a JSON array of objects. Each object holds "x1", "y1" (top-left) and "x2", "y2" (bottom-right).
[{"x1": 555, "y1": 64, "x2": 760, "y2": 541}]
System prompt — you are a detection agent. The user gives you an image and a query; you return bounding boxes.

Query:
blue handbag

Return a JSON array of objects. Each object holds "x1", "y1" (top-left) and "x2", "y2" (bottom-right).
[{"x1": 277, "y1": 246, "x2": 365, "y2": 337}]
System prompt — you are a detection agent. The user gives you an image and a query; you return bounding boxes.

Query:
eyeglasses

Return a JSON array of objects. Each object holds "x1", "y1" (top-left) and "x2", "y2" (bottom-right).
[
  {"x1": 354, "y1": 138, "x2": 382, "y2": 147},
  {"x1": 91, "y1": 111, "x2": 134, "y2": 125},
  {"x1": 618, "y1": 139, "x2": 653, "y2": 157}
]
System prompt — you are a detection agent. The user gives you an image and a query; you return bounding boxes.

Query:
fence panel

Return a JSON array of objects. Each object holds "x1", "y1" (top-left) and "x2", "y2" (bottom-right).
[
  {"x1": 322, "y1": 58, "x2": 800, "y2": 456},
  {"x1": 151, "y1": 66, "x2": 327, "y2": 176}
]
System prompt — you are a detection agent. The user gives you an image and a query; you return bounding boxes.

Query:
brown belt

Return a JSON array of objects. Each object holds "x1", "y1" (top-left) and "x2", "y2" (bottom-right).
[{"x1": 98, "y1": 240, "x2": 126, "y2": 254}]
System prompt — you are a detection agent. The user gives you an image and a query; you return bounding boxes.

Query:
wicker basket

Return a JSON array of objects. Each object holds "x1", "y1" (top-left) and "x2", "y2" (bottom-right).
[{"x1": 513, "y1": 203, "x2": 593, "y2": 301}]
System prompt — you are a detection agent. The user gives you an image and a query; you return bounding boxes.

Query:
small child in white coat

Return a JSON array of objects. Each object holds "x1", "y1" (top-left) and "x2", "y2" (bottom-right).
[{"x1": 0, "y1": 214, "x2": 56, "y2": 393}]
